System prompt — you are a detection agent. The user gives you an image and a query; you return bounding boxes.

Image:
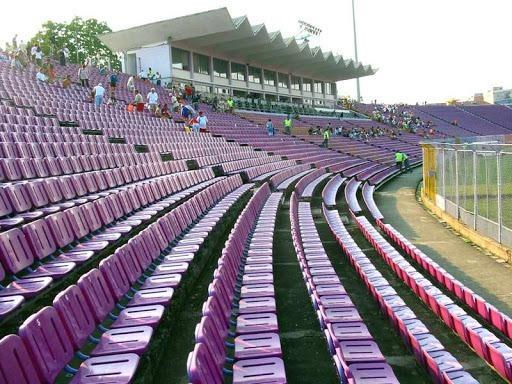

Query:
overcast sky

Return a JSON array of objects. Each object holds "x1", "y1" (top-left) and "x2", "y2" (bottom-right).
[{"x1": 2, "y1": 0, "x2": 510, "y2": 104}]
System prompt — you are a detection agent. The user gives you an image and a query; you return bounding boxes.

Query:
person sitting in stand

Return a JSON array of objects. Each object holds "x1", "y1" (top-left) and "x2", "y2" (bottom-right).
[
  {"x1": 62, "y1": 75, "x2": 72, "y2": 89},
  {"x1": 161, "y1": 103, "x2": 171, "y2": 119},
  {"x1": 196, "y1": 111, "x2": 208, "y2": 133},
  {"x1": 36, "y1": 68, "x2": 48, "y2": 82}
]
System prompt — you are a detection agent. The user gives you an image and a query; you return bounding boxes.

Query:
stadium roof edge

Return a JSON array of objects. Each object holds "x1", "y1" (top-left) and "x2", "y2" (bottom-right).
[{"x1": 99, "y1": 8, "x2": 376, "y2": 82}]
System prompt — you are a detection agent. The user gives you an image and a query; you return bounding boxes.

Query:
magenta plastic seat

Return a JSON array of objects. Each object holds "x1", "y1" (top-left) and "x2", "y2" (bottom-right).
[
  {"x1": 337, "y1": 340, "x2": 385, "y2": 364},
  {"x1": 442, "y1": 370, "x2": 480, "y2": 384},
  {"x1": 70, "y1": 354, "x2": 140, "y2": 384},
  {"x1": 323, "y1": 307, "x2": 362, "y2": 323},
  {"x1": 424, "y1": 350, "x2": 464, "y2": 382},
  {"x1": 0, "y1": 295, "x2": 24, "y2": 317},
  {"x1": 233, "y1": 357, "x2": 286, "y2": 384},
  {"x1": 0, "y1": 334, "x2": 42, "y2": 384},
  {"x1": 238, "y1": 297, "x2": 276, "y2": 314},
  {"x1": 240, "y1": 283, "x2": 274, "y2": 298},
  {"x1": 128, "y1": 287, "x2": 174, "y2": 307},
  {"x1": 236, "y1": 313, "x2": 279, "y2": 334},
  {"x1": 111, "y1": 305, "x2": 165, "y2": 328},
  {"x1": 91, "y1": 326, "x2": 153, "y2": 356},
  {"x1": 347, "y1": 362, "x2": 399, "y2": 384},
  {"x1": 234, "y1": 332, "x2": 282, "y2": 360}
]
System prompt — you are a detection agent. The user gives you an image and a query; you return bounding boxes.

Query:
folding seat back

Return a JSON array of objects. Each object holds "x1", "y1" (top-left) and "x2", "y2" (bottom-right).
[
  {"x1": 0, "y1": 228, "x2": 35, "y2": 274},
  {"x1": 187, "y1": 342, "x2": 223, "y2": 384},
  {"x1": 195, "y1": 315, "x2": 226, "y2": 368},
  {"x1": 127, "y1": 189, "x2": 142, "y2": 210},
  {"x1": 94, "y1": 171, "x2": 108, "y2": 191},
  {"x1": 65, "y1": 206, "x2": 91, "y2": 239},
  {"x1": 0, "y1": 334, "x2": 42, "y2": 384},
  {"x1": 5, "y1": 183, "x2": 33, "y2": 213},
  {"x1": 58, "y1": 158, "x2": 73, "y2": 175},
  {"x1": 58, "y1": 176, "x2": 78, "y2": 201},
  {"x1": 81, "y1": 203, "x2": 104, "y2": 232},
  {"x1": 18, "y1": 307, "x2": 74, "y2": 383},
  {"x1": 131, "y1": 236, "x2": 152, "y2": 269},
  {"x1": 93, "y1": 199, "x2": 115, "y2": 226},
  {"x1": 71, "y1": 174, "x2": 88, "y2": 197},
  {"x1": 116, "y1": 243, "x2": 143, "y2": 284},
  {"x1": 121, "y1": 167, "x2": 133, "y2": 184},
  {"x1": 43, "y1": 178, "x2": 64, "y2": 203},
  {"x1": 45, "y1": 157, "x2": 62, "y2": 176},
  {"x1": 136, "y1": 186, "x2": 150, "y2": 206},
  {"x1": 0, "y1": 188, "x2": 14, "y2": 217},
  {"x1": 1, "y1": 158, "x2": 22, "y2": 181},
  {"x1": 53, "y1": 285, "x2": 96, "y2": 349},
  {"x1": 104, "y1": 170, "x2": 117, "y2": 189},
  {"x1": 117, "y1": 191, "x2": 134, "y2": 215},
  {"x1": 25, "y1": 180, "x2": 50, "y2": 209},
  {"x1": 99, "y1": 254, "x2": 131, "y2": 301},
  {"x1": 23, "y1": 219, "x2": 58, "y2": 260},
  {"x1": 151, "y1": 223, "x2": 169, "y2": 252},
  {"x1": 142, "y1": 229, "x2": 161, "y2": 260},
  {"x1": 31, "y1": 158, "x2": 50, "y2": 178},
  {"x1": 45, "y1": 212, "x2": 75, "y2": 249},
  {"x1": 79, "y1": 156, "x2": 93, "y2": 172},
  {"x1": 106, "y1": 194, "x2": 124, "y2": 220},
  {"x1": 83, "y1": 173, "x2": 99, "y2": 194},
  {"x1": 77, "y1": 269, "x2": 115, "y2": 323}
]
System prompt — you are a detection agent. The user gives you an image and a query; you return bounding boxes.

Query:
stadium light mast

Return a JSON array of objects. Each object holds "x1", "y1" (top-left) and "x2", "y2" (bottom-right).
[{"x1": 352, "y1": 0, "x2": 361, "y2": 102}]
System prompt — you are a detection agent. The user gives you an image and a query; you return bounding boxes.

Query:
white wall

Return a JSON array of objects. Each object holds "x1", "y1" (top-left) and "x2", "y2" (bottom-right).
[{"x1": 130, "y1": 44, "x2": 171, "y2": 78}]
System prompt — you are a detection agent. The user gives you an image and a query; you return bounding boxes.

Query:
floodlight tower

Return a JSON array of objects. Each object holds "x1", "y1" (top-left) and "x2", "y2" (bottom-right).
[
  {"x1": 296, "y1": 20, "x2": 322, "y2": 44},
  {"x1": 352, "y1": 0, "x2": 361, "y2": 102}
]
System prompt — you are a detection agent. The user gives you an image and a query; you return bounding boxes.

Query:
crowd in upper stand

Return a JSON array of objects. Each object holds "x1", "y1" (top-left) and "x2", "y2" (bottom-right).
[{"x1": 370, "y1": 104, "x2": 436, "y2": 138}]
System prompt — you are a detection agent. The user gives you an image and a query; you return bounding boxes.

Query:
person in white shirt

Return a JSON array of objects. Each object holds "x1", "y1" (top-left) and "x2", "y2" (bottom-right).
[
  {"x1": 30, "y1": 45, "x2": 38, "y2": 62},
  {"x1": 36, "y1": 70, "x2": 47, "y2": 82},
  {"x1": 147, "y1": 88, "x2": 158, "y2": 112},
  {"x1": 127, "y1": 76, "x2": 135, "y2": 92},
  {"x1": 93, "y1": 83, "x2": 105, "y2": 106},
  {"x1": 139, "y1": 69, "x2": 147, "y2": 81},
  {"x1": 194, "y1": 111, "x2": 208, "y2": 134}
]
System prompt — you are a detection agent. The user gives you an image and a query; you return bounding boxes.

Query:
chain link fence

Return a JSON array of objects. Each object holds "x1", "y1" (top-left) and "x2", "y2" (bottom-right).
[{"x1": 422, "y1": 137, "x2": 512, "y2": 247}]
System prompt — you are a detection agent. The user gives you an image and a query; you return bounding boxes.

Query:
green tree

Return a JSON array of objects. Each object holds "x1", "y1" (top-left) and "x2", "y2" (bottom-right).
[{"x1": 29, "y1": 17, "x2": 121, "y2": 70}]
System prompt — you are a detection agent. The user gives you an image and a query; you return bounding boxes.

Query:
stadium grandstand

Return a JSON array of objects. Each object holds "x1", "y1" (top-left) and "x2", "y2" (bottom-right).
[{"x1": 1, "y1": 6, "x2": 512, "y2": 384}]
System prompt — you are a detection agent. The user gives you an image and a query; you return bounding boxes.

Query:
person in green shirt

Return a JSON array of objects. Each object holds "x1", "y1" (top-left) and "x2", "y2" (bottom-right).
[
  {"x1": 226, "y1": 97, "x2": 234, "y2": 113},
  {"x1": 395, "y1": 151, "x2": 403, "y2": 170},
  {"x1": 321, "y1": 127, "x2": 331, "y2": 148},
  {"x1": 283, "y1": 115, "x2": 292, "y2": 134}
]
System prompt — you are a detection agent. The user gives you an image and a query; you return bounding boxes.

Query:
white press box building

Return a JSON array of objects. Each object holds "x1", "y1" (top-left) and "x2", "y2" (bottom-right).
[{"x1": 100, "y1": 8, "x2": 376, "y2": 107}]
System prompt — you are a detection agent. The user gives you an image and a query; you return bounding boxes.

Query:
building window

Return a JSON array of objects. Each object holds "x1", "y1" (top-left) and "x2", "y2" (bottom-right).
[
  {"x1": 172, "y1": 47, "x2": 190, "y2": 71},
  {"x1": 193, "y1": 53, "x2": 210, "y2": 75},
  {"x1": 248, "y1": 66, "x2": 261, "y2": 84},
  {"x1": 324, "y1": 83, "x2": 332, "y2": 95},
  {"x1": 195, "y1": 84, "x2": 212, "y2": 94},
  {"x1": 303, "y1": 78, "x2": 312, "y2": 92},
  {"x1": 278, "y1": 73, "x2": 289, "y2": 89},
  {"x1": 215, "y1": 87, "x2": 229, "y2": 95},
  {"x1": 291, "y1": 76, "x2": 301, "y2": 91},
  {"x1": 314, "y1": 80, "x2": 323, "y2": 94},
  {"x1": 263, "y1": 70, "x2": 276, "y2": 86},
  {"x1": 213, "y1": 58, "x2": 228, "y2": 78},
  {"x1": 231, "y1": 62, "x2": 246, "y2": 81}
]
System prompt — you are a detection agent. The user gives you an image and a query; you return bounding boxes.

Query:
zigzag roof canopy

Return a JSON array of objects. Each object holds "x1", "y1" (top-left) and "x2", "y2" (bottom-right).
[{"x1": 99, "y1": 8, "x2": 376, "y2": 82}]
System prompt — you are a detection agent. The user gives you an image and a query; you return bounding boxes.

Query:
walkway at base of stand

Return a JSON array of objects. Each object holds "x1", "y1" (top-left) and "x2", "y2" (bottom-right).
[{"x1": 375, "y1": 167, "x2": 512, "y2": 316}]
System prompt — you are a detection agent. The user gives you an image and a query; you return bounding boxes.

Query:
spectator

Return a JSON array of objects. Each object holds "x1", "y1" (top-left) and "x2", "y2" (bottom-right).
[
  {"x1": 148, "y1": 67, "x2": 154, "y2": 81},
  {"x1": 36, "y1": 68, "x2": 48, "y2": 82},
  {"x1": 266, "y1": 119, "x2": 275, "y2": 136},
  {"x1": 197, "y1": 111, "x2": 208, "y2": 133},
  {"x1": 147, "y1": 88, "x2": 159, "y2": 112},
  {"x1": 127, "y1": 76, "x2": 135, "y2": 92},
  {"x1": 155, "y1": 104, "x2": 162, "y2": 118},
  {"x1": 34, "y1": 46, "x2": 43, "y2": 66},
  {"x1": 403, "y1": 152, "x2": 411, "y2": 173},
  {"x1": 58, "y1": 47, "x2": 69, "y2": 66},
  {"x1": 395, "y1": 150, "x2": 403, "y2": 170},
  {"x1": 186, "y1": 115, "x2": 198, "y2": 134},
  {"x1": 321, "y1": 127, "x2": 331, "y2": 147},
  {"x1": 30, "y1": 44, "x2": 38, "y2": 63},
  {"x1": 161, "y1": 103, "x2": 170, "y2": 119},
  {"x1": 78, "y1": 64, "x2": 90, "y2": 87},
  {"x1": 226, "y1": 96, "x2": 234, "y2": 113},
  {"x1": 170, "y1": 93, "x2": 179, "y2": 112},
  {"x1": 185, "y1": 84, "x2": 193, "y2": 101},
  {"x1": 93, "y1": 83, "x2": 105, "y2": 106},
  {"x1": 62, "y1": 75, "x2": 72, "y2": 89},
  {"x1": 133, "y1": 89, "x2": 144, "y2": 112},
  {"x1": 47, "y1": 63, "x2": 56, "y2": 83},
  {"x1": 283, "y1": 115, "x2": 292, "y2": 134},
  {"x1": 139, "y1": 68, "x2": 147, "y2": 81},
  {"x1": 181, "y1": 104, "x2": 195, "y2": 119},
  {"x1": 155, "y1": 72, "x2": 161, "y2": 86},
  {"x1": 109, "y1": 71, "x2": 118, "y2": 97},
  {"x1": 212, "y1": 95, "x2": 219, "y2": 112}
]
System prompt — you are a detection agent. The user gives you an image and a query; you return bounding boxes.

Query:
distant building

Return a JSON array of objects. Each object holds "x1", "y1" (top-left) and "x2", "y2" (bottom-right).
[
  {"x1": 472, "y1": 93, "x2": 485, "y2": 104},
  {"x1": 484, "y1": 87, "x2": 512, "y2": 105},
  {"x1": 99, "y1": 8, "x2": 376, "y2": 108}
]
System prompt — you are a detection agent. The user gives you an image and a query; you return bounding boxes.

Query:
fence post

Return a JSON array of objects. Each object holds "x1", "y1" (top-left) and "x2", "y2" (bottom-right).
[
  {"x1": 473, "y1": 150, "x2": 478, "y2": 230},
  {"x1": 497, "y1": 151, "x2": 503, "y2": 244},
  {"x1": 442, "y1": 147, "x2": 446, "y2": 204},
  {"x1": 455, "y1": 147, "x2": 460, "y2": 219}
]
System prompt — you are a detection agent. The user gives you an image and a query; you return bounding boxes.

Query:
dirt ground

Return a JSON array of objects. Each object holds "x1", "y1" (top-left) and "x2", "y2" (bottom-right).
[{"x1": 375, "y1": 168, "x2": 512, "y2": 317}]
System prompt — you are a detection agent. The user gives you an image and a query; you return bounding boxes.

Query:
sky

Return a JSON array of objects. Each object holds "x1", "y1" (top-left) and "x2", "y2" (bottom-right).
[{"x1": 2, "y1": 0, "x2": 511, "y2": 104}]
